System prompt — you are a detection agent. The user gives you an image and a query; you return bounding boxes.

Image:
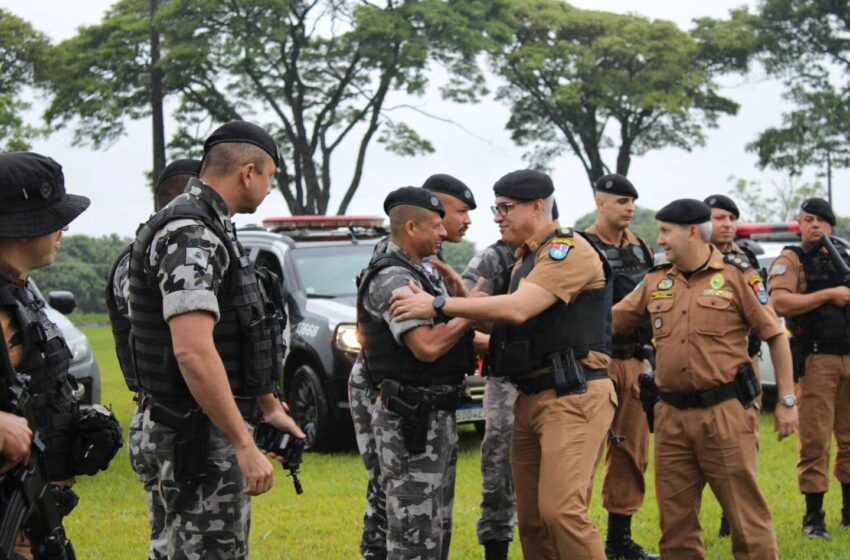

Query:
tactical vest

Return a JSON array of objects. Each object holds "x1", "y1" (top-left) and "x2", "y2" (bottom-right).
[
  {"x1": 104, "y1": 246, "x2": 136, "y2": 391},
  {"x1": 128, "y1": 196, "x2": 282, "y2": 400},
  {"x1": 785, "y1": 242, "x2": 850, "y2": 343},
  {"x1": 356, "y1": 252, "x2": 475, "y2": 388},
  {"x1": 489, "y1": 240, "x2": 517, "y2": 296},
  {"x1": 490, "y1": 228, "x2": 613, "y2": 379},
  {"x1": 0, "y1": 272, "x2": 78, "y2": 480},
  {"x1": 583, "y1": 231, "x2": 653, "y2": 347}
]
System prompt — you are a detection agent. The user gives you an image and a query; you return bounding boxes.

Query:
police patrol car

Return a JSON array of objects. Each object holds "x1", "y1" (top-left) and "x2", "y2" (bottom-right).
[{"x1": 238, "y1": 216, "x2": 485, "y2": 451}]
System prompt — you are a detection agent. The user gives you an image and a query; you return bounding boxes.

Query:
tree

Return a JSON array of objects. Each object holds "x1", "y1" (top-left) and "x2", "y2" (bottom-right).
[
  {"x1": 44, "y1": 0, "x2": 495, "y2": 214},
  {"x1": 0, "y1": 9, "x2": 49, "y2": 150},
  {"x1": 490, "y1": 0, "x2": 745, "y2": 193},
  {"x1": 574, "y1": 205, "x2": 660, "y2": 251},
  {"x1": 441, "y1": 239, "x2": 476, "y2": 273},
  {"x1": 726, "y1": 175, "x2": 826, "y2": 223}
]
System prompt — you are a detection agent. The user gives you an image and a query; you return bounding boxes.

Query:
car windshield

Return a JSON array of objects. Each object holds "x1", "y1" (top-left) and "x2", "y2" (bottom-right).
[{"x1": 291, "y1": 244, "x2": 375, "y2": 298}]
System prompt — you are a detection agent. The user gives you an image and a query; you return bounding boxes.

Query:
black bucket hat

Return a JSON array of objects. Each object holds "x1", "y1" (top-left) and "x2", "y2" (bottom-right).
[{"x1": 0, "y1": 152, "x2": 90, "y2": 238}]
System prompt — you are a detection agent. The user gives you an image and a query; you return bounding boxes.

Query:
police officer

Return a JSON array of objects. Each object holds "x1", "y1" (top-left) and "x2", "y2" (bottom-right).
[
  {"x1": 356, "y1": 186, "x2": 475, "y2": 559},
  {"x1": 129, "y1": 121, "x2": 304, "y2": 559},
  {"x1": 105, "y1": 158, "x2": 200, "y2": 560},
  {"x1": 0, "y1": 152, "x2": 90, "y2": 557},
  {"x1": 768, "y1": 197, "x2": 850, "y2": 540},
  {"x1": 583, "y1": 174, "x2": 657, "y2": 560},
  {"x1": 391, "y1": 170, "x2": 617, "y2": 560},
  {"x1": 704, "y1": 193, "x2": 764, "y2": 539},
  {"x1": 613, "y1": 199, "x2": 798, "y2": 559}
]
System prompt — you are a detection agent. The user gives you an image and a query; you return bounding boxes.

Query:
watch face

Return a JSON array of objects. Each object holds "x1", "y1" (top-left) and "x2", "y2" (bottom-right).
[{"x1": 781, "y1": 395, "x2": 797, "y2": 407}]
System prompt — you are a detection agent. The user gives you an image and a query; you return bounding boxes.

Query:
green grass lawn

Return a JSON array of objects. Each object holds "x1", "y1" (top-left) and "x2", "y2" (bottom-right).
[{"x1": 66, "y1": 326, "x2": 850, "y2": 558}]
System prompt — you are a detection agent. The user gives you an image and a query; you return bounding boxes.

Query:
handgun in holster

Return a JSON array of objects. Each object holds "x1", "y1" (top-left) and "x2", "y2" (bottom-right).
[
  {"x1": 380, "y1": 379, "x2": 431, "y2": 454},
  {"x1": 150, "y1": 402, "x2": 210, "y2": 485},
  {"x1": 789, "y1": 337, "x2": 807, "y2": 382},
  {"x1": 552, "y1": 349, "x2": 586, "y2": 397},
  {"x1": 638, "y1": 372, "x2": 659, "y2": 433},
  {"x1": 734, "y1": 362, "x2": 762, "y2": 408}
]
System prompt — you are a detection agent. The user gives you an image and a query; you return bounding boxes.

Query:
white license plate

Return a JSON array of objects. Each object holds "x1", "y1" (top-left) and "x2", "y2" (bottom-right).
[{"x1": 455, "y1": 404, "x2": 485, "y2": 424}]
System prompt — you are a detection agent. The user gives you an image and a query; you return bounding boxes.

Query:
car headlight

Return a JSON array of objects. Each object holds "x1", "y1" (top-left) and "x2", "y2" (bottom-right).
[
  {"x1": 66, "y1": 337, "x2": 90, "y2": 364},
  {"x1": 334, "y1": 324, "x2": 361, "y2": 354}
]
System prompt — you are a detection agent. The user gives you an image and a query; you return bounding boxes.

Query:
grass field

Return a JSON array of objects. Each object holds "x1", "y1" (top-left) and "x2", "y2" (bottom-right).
[{"x1": 64, "y1": 326, "x2": 849, "y2": 559}]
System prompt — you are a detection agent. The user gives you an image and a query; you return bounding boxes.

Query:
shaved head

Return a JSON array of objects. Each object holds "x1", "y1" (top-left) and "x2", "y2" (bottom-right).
[
  {"x1": 200, "y1": 143, "x2": 270, "y2": 178},
  {"x1": 389, "y1": 205, "x2": 434, "y2": 237}
]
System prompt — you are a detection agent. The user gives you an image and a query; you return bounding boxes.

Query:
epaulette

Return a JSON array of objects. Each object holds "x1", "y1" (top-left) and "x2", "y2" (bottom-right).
[
  {"x1": 723, "y1": 252, "x2": 751, "y2": 273},
  {"x1": 556, "y1": 226, "x2": 574, "y2": 238},
  {"x1": 650, "y1": 261, "x2": 673, "y2": 272}
]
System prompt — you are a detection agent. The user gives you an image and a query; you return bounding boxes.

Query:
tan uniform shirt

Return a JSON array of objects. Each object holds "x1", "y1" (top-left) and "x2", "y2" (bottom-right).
[
  {"x1": 613, "y1": 247, "x2": 783, "y2": 392},
  {"x1": 767, "y1": 248, "x2": 807, "y2": 295},
  {"x1": 517, "y1": 220, "x2": 610, "y2": 370}
]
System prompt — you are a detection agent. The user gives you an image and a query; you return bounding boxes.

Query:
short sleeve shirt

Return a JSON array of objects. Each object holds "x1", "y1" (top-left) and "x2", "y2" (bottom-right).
[
  {"x1": 768, "y1": 248, "x2": 806, "y2": 295},
  {"x1": 613, "y1": 247, "x2": 784, "y2": 392}
]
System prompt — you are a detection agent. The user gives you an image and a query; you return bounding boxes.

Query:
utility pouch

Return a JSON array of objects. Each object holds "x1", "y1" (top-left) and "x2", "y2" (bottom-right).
[
  {"x1": 150, "y1": 402, "x2": 210, "y2": 485},
  {"x1": 71, "y1": 404, "x2": 123, "y2": 476},
  {"x1": 734, "y1": 363, "x2": 762, "y2": 408},
  {"x1": 552, "y1": 349, "x2": 586, "y2": 397}
]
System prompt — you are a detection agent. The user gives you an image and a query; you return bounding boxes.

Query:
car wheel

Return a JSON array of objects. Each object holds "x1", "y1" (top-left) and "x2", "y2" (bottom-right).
[{"x1": 289, "y1": 364, "x2": 333, "y2": 452}]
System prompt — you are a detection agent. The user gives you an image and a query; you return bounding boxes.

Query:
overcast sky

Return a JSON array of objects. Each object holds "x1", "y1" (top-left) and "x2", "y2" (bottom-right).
[{"x1": 2, "y1": 0, "x2": 846, "y2": 248}]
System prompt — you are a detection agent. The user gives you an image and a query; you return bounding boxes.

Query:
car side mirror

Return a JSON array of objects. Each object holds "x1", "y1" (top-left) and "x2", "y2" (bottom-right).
[{"x1": 48, "y1": 291, "x2": 77, "y2": 315}]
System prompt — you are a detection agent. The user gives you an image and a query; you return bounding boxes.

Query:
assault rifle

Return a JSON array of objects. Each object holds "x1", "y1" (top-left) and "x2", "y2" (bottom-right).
[
  {"x1": 808, "y1": 235, "x2": 850, "y2": 322},
  {"x1": 0, "y1": 322, "x2": 75, "y2": 560}
]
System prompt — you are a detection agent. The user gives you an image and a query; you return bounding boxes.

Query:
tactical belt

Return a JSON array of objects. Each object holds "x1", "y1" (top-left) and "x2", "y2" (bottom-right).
[
  {"x1": 515, "y1": 368, "x2": 608, "y2": 395},
  {"x1": 659, "y1": 382, "x2": 738, "y2": 410},
  {"x1": 802, "y1": 340, "x2": 850, "y2": 356},
  {"x1": 611, "y1": 344, "x2": 650, "y2": 361},
  {"x1": 148, "y1": 394, "x2": 259, "y2": 423},
  {"x1": 394, "y1": 384, "x2": 466, "y2": 412}
]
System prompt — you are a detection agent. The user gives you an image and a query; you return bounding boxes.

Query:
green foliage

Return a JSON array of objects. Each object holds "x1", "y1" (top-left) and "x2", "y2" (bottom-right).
[
  {"x1": 441, "y1": 239, "x2": 476, "y2": 273},
  {"x1": 574, "y1": 206, "x2": 660, "y2": 250},
  {"x1": 0, "y1": 9, "x2": 49, "y2": 150},
  {"x1": 44, "y1": 0, "x2": 495, "y2": 215},
  {"x1": 727, "y1": 175, "x2": 827, "y2": 223},
  {"x1": 490, "y1": 0, "x2": 742, "y2": 191},
  {"x1": 30, "y1": 235, "x2": 131, "y2": 313}
]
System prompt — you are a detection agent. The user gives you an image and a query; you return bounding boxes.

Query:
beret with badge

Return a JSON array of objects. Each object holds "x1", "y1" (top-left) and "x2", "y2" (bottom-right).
[
  {"x1": 655, "y1": 198, "x2": 712, "y2": 225},
  {"x1": 594, "y1": 173, "x2": 638, "y2": 199},
  {"x1": 384, "y1": 186, "x2": 445, "y2": 218},
  {"x1": 800, "y1": 197, "x2": 835, "y2": 226},
  {"x1": 203, "y1": 120, "x2": 280, "y2": 167},
  {"x1": 493, "y1": 169, "x2": 554, "y2": 200},
  {"x1": 423, "y1": 173, "x2": 476, "y2": 210},
  {"x1": 0, "y1": 152, "x2": 90, "y2": 238},
  {"x1": 704, "y1": 194, "x2": 740, "y2": 219}
]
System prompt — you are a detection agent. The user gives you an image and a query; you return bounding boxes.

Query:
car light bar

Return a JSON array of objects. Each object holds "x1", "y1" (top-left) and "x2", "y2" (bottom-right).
[
  {"x1": 735, "y1": 222, "x2": 800, "y2": 238},
  {"x1": 262, "y1": 215, "x2": 385, "y2": 230}
]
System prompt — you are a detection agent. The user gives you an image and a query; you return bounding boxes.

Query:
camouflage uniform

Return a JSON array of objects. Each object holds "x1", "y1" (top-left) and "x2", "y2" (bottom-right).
[
  {"x1": 361, "y1": 241, "x2": 459, "y2": 560},
  {"x1": 135, "y1": 181, "x2": 252, "y2": 559},
  {"x1": 461, "y1": 243, "x2": 519, "y2": 546},
  {"x1": 111, "y1": 251, "x2": 168, "y2": 559}
]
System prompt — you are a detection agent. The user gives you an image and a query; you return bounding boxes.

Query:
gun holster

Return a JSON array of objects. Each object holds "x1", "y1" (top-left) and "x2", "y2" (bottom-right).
[
  {"x1": 638, "y1": 372, "x2": 659, "y2": 433},
  {"x1": 790, "y1": 338, "x2": 808, "y2": 382},
  {"x1": 551, "y1": 349, "x2": 586, "y2": 397},
  {"x1": 734, "y1": 363, "x2": 762, "y2": 408},
  {"x1": 149, "y1": 401, "x2": 210, "y2": 486},
  {"x1": 380, "y1": 379, "x2": 431, "y2": 454}
]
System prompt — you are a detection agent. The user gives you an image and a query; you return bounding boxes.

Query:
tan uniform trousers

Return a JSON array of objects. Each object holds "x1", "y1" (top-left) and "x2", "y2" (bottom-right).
[
  {"x1": 511, "y1": 378, "x2": 616, "y2": 560},
  {"x1": 602, "y1": 357, "x2": 649, "y2": 515},
  {"x1": 655, "y1": 400, "x2": 777, "y2": 560},
  {"x1": 796, "y1": 353, "x2": 850, "y2": 493}
]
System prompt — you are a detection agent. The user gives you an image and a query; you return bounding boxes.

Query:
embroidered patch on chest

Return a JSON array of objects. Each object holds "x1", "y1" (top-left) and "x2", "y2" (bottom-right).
[
  {"x1": 710, "y1": 273, "x2": 725, "y2": 289},
  {"x1": 657, "y1": 277, "x2": 673, "y2": 290},
  {"x1": 703, "y1": 288, "x2": 732, "y2": 299},
  {"x1": 650, "y1": 290, "x2": 674, "y2": 300}
]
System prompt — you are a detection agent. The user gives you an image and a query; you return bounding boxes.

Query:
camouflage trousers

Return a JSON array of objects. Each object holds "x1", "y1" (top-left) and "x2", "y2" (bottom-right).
[
  {"x1": 348, "y1": 369, "x2": 387, "y2": 559},
  {"x1": 137, "y1": 406, "x2": 252, "y2": 560},
  {"x1": 477, "y1": 376, "x2": 519, "y2": 544},
  {"x1": 128, "y1": 405, "x2": 168, "y2": 559},
  {"x1": 372, "y1": 398, "x2": 458, "y2": 560}
]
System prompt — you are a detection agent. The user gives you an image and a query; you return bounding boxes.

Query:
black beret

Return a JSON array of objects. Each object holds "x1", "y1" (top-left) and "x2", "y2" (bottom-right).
[
  {"x1": 800, "y1": 197, "x2": 836, "y2": 226},
  {"x1": 0, "y1": 152, "x2": 90, "y2": 238},
  {"x1": 155, "y1": 159, "x2": 201, "y2": 192},
  {"x1": 203, "y1": 120, "x2": 280, "y2": 166},
  {"x1": 422, "y1": 174, "x2": 476, "y2": 209},
  {"x1": 493, "y1": 169, "x2": 554, "y2": 200},
  {"x1": 383, "y1": 186, "x2": 445, "y2": 218},
  {"x1": 594, "y1": 174, "x2": 638, "y2": 199},
  {"x1": 655, "y1": 198, "x2": 711, "y2": 225},
  {"x1": 704, "y1": 194, "x2": 740, "y2": 219}
]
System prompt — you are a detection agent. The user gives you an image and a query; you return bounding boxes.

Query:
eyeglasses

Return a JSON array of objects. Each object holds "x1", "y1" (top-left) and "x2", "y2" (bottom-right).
[{"x1": 490, "y1": 201, "x2": 528, "y2": 217}]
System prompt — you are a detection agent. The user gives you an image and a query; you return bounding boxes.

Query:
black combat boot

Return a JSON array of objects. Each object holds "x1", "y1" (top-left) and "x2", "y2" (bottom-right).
[
  {"x1": 802, "y1": 492, "x2": 831, "y2": 541},
  {"x1": 483, "y1": 540, "x2": 509, "y2": 560},
  {"x1": 718, "y1": 514, "x2": 730, "y2": 538},
  {"x1": 605, "y1": 513, "x2": 660, "y2": 560},
  {"x1": 842, "y1": 483, "x2": 850, "y2": 528}
]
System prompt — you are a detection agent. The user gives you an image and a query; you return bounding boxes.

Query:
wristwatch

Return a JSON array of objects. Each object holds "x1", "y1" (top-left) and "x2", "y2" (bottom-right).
[
  {"x1": 779, "y1": 394, "x2": 797, "y2": 408},
  {"x1": 432, "y1": 295, "x2": 447, "y2": 320}
]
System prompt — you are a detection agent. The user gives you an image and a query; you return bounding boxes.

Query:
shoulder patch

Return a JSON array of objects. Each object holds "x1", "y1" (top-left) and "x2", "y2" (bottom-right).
[
  {"x1": 723, "y1": 252, "x2": 750, "y2": 273},
  {"x1": 750, "y1": 275, "x2": 769, "y2": 304},
  {"x1": 549, "y1": 241, "x2": 572, "y2": 261}
]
